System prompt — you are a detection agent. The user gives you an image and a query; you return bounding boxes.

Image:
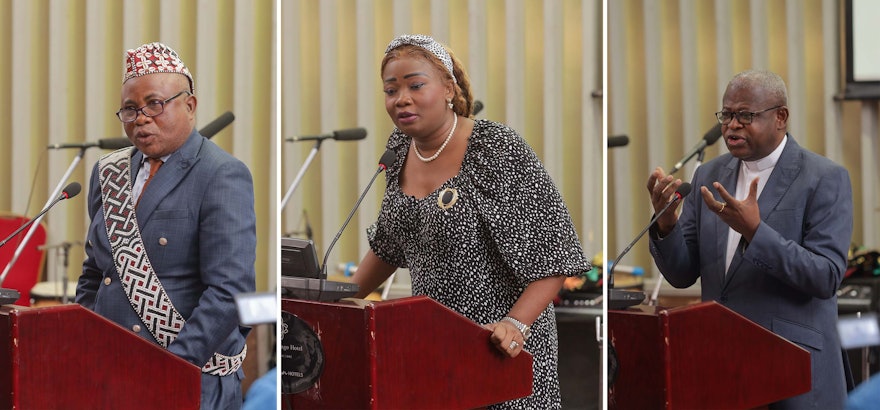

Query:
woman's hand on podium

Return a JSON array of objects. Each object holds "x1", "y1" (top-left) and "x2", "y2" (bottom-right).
[{"x1": 484, "y1": 321, "x2": 524, "y2": 358}]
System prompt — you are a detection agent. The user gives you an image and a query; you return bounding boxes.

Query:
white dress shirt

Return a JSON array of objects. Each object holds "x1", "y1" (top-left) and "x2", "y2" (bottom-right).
[{"x1": 724, "y1": 135, "x2": 788, "y2": 273}]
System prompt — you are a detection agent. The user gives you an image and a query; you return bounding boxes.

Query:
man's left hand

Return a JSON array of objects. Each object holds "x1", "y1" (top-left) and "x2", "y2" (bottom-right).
[{"x1": 700, "y1": 177, "x2": 761, "y2": 242}]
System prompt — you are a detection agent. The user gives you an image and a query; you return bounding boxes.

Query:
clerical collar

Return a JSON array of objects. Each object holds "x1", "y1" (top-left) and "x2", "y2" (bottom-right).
[{"x1": 742, "y1": 134, "x2": 787, "y2": 172}]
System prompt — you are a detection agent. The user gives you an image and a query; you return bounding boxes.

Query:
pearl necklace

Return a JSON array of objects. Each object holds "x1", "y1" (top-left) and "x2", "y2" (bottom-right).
[{"x1": 413, "y1": 114, "x2": 458, "y2": 163}]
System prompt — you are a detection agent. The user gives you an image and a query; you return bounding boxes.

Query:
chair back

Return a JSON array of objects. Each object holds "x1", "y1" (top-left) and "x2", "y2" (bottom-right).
[{"x1": 0, "y1": 213, "x2": 48, "y2": 306}]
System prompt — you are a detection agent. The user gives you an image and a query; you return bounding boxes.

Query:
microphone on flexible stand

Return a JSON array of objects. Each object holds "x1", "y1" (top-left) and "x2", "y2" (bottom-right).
[
  {"x1": 669, "y1": 124, "x2": 722, "y2": 174},
  {"x1": 45, "y1": 111, "x2": 235, "y2": 151},
  {"x1": 607, "y1": 182, "x2": 692, "y2": 310},
  {"x1": 281, "y1": 127, "x2": 370, "y2": 210},
  {"x1": 280, "y1": 150, "x2": 396, "y2": 302},
  {"x1": 47, "y1": 138, "x2": 131, "y2": 150},
  {"x1": 285, "y1": 128, "x2": 367, "y2": 143},
  {"x1": 0, "y1": 182, "x2": 81, "y2": 250},
  {"x1": 199, "y1": 111, "x2": 235, "y2": 139},
  {"x1": 648, "y1": 125, "x2": 718, "y2": 303},
  {"x1": 320, "y1": 149, "x2": 397, "y2": 277},
  {"x1": 97, "y1": 138, "x2": 134, "y2": 149},
  {"x1": 0, "y1": 182, "x2": 81, "y2": 302}
]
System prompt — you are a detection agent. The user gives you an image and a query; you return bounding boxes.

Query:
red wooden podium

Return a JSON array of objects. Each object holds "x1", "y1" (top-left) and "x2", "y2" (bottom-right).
[
  {"x1": 609, "y1": 301, "x2": 811, "y2": 409},
  {"x1": 281, "y1": 295, "x2": 534, "y2": 409},
  {"x1": 0, "y1": 303, "x2": 200, "y2": 409}
]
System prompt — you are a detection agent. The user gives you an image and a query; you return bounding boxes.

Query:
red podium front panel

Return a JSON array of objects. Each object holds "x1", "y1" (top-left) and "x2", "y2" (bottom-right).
[
  {"x1": 282, "y1": 295, "x2": 534, "y2": 409},
  {"x1": 609, "y1": 301, "x2": 811, "y2": 409},
  {"x1": 0, "y1": 304, "x2": 200, "y2": 409}
]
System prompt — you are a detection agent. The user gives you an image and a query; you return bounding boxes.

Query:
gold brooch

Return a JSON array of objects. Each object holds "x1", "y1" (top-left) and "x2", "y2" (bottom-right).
[{"x1": 437, "y1": 187, "x2": 459, "y2": 210}]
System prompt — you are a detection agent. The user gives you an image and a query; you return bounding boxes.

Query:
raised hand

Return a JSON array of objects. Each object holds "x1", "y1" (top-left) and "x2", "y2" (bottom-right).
[
  {"x1": 646, "y1": 167, "x2": 683, "y2": 236},
  {"x1": 700, "y1": 177, "x2": 762, "y2": 242}
]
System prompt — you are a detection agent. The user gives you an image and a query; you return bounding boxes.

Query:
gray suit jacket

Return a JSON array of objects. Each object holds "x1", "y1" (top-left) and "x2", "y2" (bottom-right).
[
  {"x1": 77, "y1": 129, "x2": 257, "y2": 409},
  {"x1": 650, "y1": 136, "x2": 852, "y2": 409}
]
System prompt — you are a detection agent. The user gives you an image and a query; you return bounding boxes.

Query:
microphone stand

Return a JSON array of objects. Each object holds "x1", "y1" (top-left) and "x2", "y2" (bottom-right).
[
  {"x1": 607, "y1": 185, "x2": 689, "y2": 310},
  {"x1": 282, "y1": 210, "x2": 313, "y2": 241},
  {"x1": 693, "y1": 149, "x2": 706, "y2": 175},
  {"x1": 320, "y1": 163, "x2": 388, "y2": 278},
  {"x1": 280, "y1": 140, "x2": 323, "y2": 211},
  {"x1": 647, "y1": 151, "x2": 705, "y2": 306},
  {"x1": 61, "y1": 241, "x2": 71, "y2": 304},
  {"x1": 1, "y1": 147, "x2": 86, "y2": 286},
  {"x1": 38, "y1": 241, "x2": 79, "y2": 304}
]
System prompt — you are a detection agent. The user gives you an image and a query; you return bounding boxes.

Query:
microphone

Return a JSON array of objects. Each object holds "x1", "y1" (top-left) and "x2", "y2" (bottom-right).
[
  {"x1": 280, "y1": 128, "x2": 369, "y2": 210},
  {"x1": 47, "y1": 138, "x2": 131, "y2": 150},
  {"x1": 45, "y1": 112, "x2": 235, "y2": 150},
  {"x1": 473, "y1": 100, "x2": 484, "y2": 116},
  {"x1": 61, "y1": 182, "x2": 82, "y2": 198},
  {"x1": 669, "y1": 123, "x2": 722, "y2": 174},
  {"x1": 199, "y1": 111, "x2": 235, "y2": 139},
  {"x1": 606, "y1": 182, "x2": 692, "y2": 309},
  {"x1": 286, "y1": 128, "x2": 367, "y2": 142},
  {"x1": 0, "y1": 182, "x2": 81, "y2": 249},
  {"x1": 607, "y1": 135, "x2": 629, "y2": 148},
  {"x1": 98, "y1": 138, "x2": 133, "y2": 150},
  {"x1": 320, "y1": 149, "x2": 396, "y2": 277}
]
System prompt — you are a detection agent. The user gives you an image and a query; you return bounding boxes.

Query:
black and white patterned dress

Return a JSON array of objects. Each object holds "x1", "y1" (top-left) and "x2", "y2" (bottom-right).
[{"x1": 369, "y1": 119, "x2": 591, "y2": 409}]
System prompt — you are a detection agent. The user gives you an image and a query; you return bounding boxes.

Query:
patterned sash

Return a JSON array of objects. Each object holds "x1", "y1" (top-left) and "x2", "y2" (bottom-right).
[{"x1": 98, "y1": 149, "x2": 245, "y2": 376}]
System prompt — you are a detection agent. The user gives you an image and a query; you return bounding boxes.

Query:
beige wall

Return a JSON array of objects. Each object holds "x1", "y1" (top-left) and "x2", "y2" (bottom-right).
[
  {"x1": 0, "y1": 0, "x2": 277, "y2": 292},
  {"x1": 281, "y1": 0, "x2": 604, "y2": 275},
  {"x1": 608, "y1": 0, "x2": 879, "y2": 287}
]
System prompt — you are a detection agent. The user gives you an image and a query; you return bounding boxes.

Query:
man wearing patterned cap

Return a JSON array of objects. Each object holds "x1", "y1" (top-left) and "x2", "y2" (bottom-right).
[{"x1": 76, "y1": 42, "x2": 256, "y2": 409}]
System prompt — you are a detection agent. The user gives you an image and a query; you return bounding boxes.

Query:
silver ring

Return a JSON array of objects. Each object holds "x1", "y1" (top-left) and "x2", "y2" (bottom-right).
[
  {"x1": 508, "y1": 340, "x2": 519, "y2": 350},
  {"x1": 718, "y1": 202, "x2": 726, "y2": 213}
]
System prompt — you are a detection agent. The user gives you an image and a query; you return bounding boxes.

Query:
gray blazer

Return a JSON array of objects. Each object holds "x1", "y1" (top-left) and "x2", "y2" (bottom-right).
[
  {"x1": 77, "y1": 130, "x2": 257, "y2": 410},
  {"x1": 650, "y1": 136, "x2": 852, "y2": 409}
]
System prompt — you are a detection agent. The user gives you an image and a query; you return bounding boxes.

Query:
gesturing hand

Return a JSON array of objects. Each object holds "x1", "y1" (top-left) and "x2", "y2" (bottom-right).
[
  {"x1": 646, "y1": 167, "x2": 683, "y2": 237},
  {"x1": 700, "y1": 177, "x2": 762, "y2": 242}
]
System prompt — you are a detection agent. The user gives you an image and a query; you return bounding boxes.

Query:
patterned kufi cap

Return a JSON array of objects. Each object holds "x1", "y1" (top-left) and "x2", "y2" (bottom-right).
[
  {"x1": 123, "y1": 42, "x2": 194, "y2": 93},
  {"x1": 385, "y1": 34, "x2": 456, "y2": 84}
]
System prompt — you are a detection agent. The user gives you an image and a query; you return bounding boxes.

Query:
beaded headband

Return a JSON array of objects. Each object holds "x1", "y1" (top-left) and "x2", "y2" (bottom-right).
[
  {"x1": 123, "y1": 42, "x2": 194, "y2": 94},
  {"x1": 385, "y1": 34, "x2": 456, "y2": 84}
]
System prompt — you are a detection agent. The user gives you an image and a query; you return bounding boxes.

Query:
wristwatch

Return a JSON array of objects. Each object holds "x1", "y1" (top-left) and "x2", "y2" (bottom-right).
[{"x1": 502, "y1": 316, "x2": 531, "y2": 341}]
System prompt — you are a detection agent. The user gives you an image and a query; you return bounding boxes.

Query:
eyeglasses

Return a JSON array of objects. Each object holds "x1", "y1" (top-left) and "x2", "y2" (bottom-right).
[
  {"x1": 715, "y1": 105, "x2": 782, "y2": 125},
  {"x1": 116, "y1": 91, "x2": 189, "y2": 123}
]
